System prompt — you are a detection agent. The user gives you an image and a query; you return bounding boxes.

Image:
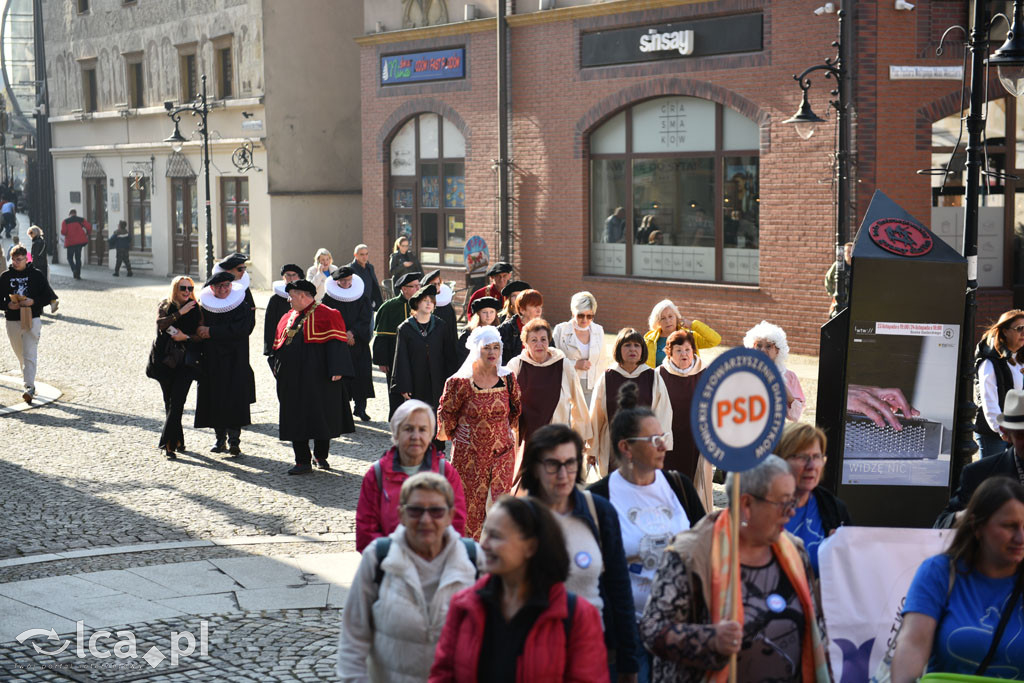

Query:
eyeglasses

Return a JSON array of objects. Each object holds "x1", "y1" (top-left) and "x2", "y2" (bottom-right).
[
  {"x1": 576, "y1": 313, "x2": 595, "y2": 320},
  {"x1": 541, "y1": 458, "x2": 579, "y2": 475},
  {"x1": 403, "y1": 505, "x2": 450, "y2": 519},
  {"x1": 788, "y1": 452, "x2": 825, "y2": 467},
  {"x1": 1010, "y1": 325, "x2": 1024, "y2": 333},
  {"x1": 750, "y1": 494, "x2": 798, "y2": 515},
  {"x1": 178, "y1": 285, "x2": 194, "y2": 291},
  {"x1": 625, "y1": 433, "x2": 669, "y2": 450},
  {"x1": 753, "y1": 341, "x2": 777, "y2": 352}
]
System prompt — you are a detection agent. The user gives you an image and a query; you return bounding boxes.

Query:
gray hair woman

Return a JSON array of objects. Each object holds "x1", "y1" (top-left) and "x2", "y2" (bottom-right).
[
  {"x1": 355, "y1": 399, "x2": 468, "y2": 552},
  {"x1": 339, "y1": 472, "x2": 483, "y2": 682},
  {"x1": 640, "y1": 455, "x2": 832, "y2": 682},
  {"x1": 552, "y1": 291, "x2": 604, "y2": 406},
  {"x1": 743, "y1": 320, "x2": 806, "y2": 421}
]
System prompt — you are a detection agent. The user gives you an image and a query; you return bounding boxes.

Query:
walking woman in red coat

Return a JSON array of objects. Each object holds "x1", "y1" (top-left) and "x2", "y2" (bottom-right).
[{"x1": 429, "y1": 496, "x2": 609, "y2": 682}]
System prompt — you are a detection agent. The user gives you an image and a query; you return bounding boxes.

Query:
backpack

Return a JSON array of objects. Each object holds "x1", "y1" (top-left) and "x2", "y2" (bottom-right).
[
  {"x1": 372, "y1": 454, "x2": 446, "y2": 502},
  {"x1": 581, "y1": 490, "x2": 606, "y2": 577},
  {"x1": 373, "y1": 536, "x2": 478, "y2": 585}
]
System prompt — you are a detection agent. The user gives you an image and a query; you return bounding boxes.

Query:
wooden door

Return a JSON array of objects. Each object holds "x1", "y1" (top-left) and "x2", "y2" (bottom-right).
[
  {"x1": 84, "y1": 178, "x2": 107, "y2": 265},
  {"x1": 172, "y1": 178, "x2": 198, "y2": 274}
]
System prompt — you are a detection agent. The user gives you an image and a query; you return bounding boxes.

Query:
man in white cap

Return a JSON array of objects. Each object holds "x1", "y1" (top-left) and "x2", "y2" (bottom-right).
[{"x1": 936, "y1": 388, "x2": 1024, "y2": 527}]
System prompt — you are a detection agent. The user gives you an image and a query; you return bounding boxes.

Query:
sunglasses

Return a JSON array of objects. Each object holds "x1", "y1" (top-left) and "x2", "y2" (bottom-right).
[
  {"x1": 178, "y1": 285, "x2": 194, "y2": 291},
  {"x1": 625, "y1": 433, "x2": 669, "y2": 450},
  {"x1": 403, "y1": 505, "x2": 450, "y2": 519},
  {"x1": 576, "y1": 313, "x2": 595, "y2": 320},
  {"x1": 1009, "y1": 325, "x2": 1024, "y2": 333}
]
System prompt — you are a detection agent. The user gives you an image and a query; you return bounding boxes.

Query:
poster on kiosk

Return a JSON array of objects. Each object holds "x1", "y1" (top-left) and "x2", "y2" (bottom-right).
[{"x1": 830, "y1": 190, "x2": 967, "y2": 528}]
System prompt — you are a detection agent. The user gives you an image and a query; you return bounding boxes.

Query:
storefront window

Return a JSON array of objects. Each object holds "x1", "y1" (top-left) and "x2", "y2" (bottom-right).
[
  {"x1": 589, "y1": 97, "x2": 760, "y2": 283},
  {"x1": 388, "y1": 113, "x2": 466, "y2": 266}
]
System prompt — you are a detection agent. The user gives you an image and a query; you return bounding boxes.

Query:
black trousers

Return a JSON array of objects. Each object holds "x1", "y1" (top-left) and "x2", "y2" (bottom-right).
[
  {"x1": 215, "y1": 427, "x2": 241, "y2": 448},
  {"x1": 114, "y1": 248, "x2": 132, "y2": 275},
  {"x1": 66, "y1": 244, "x2": 84, "y2": 277},
  {"x1": 293, "y1": 439, "x2": 329, "y2": 465},
  {"x1": 158, "y1": 370, "x2": 194, "y2": 450}
]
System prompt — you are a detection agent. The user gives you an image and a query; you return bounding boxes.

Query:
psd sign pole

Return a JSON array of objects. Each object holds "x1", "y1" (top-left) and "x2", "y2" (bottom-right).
[{"x1": 690, "y1": 348, "x2": 786, "y2": 682}]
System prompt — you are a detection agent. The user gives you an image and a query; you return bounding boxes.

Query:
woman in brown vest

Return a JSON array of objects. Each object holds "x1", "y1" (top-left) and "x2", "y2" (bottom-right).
[
  {"x1": 589, "y1": 327, "x2": 672, "y2": 477},
  {"x1": 658, "y1": 329, "x2": 713, "y2": 511}
]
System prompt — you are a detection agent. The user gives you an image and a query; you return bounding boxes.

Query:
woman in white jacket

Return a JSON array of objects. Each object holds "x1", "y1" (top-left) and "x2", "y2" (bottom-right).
[
  {"x1": 337, "y1": 472, "x2": 483, "y2": 682},
  {"x1": 552, "y1": 291, "x2": 604, "y2": 406},
  {"x1": 306, "y1": 247, "x2": 338, "y2": 302}
]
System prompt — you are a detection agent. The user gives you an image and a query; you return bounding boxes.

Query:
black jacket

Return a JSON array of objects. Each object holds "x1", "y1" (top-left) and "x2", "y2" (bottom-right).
[
  {"x1": 0, "y1": 265, "x2": 56, "y2": 321},
  {"x1": 391, "y1": 315, "x2": 456, "y2": 409},
  {"x1": 810, "y1": 485, "x2": 852, "y2": 535},
  {"x1": 498, "y1": 315, "x2": 523, "y2": 364},
  {"x1": 30, "y1": 236, "x2": 47, "y2": 276},
  {"x1": 935, "y1": 447, "x2": 1023, "y2": 528},
  {"x1": 346, "y1": 259, "x2": 384, "y2": 311},
  {"x1": 974, "y1": 339, "x2": 1016, "y2": 437},
  {"x1": 588, "y1": 470, "x2": 706, "y2": 528}
]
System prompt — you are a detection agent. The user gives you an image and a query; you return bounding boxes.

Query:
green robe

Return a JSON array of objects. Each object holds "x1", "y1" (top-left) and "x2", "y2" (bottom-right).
[{"x1": 371, "y1": 295, "x2": 412, "y2": 367}]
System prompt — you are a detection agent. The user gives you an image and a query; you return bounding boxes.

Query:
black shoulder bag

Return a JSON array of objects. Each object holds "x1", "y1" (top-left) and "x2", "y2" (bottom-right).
[{"x1": 975, "y1": 568, "x2": 1024, "y2": 676}]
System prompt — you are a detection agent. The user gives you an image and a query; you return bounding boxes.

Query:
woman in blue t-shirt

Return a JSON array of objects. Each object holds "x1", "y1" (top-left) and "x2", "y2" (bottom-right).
[
  {"x1": 891, "y1": 476, "x2": 1024, "y2": 682},
  {"x1": 775, "y1": 423, "x2": 852, "y2": 576}
]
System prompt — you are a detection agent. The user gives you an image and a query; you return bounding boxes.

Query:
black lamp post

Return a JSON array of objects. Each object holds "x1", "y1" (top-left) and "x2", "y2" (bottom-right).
[
  {"x1": 164, "y1": 75, "x2": 213, "y2": 279},
  {"x1": 783, "y1": 7, "x2": 853, "y2": 314}
]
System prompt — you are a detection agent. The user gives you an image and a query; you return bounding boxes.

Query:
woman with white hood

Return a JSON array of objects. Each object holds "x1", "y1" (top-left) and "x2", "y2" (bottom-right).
[
  {"x1": 743, "y1": 320, "x2": 805, "y2": 422},
  {"x1": 552, "y1": 291, "x2": 604, "y2": 406},
  {"x1": 437, "y1": 326, "x2": 522, "y2": 539}
]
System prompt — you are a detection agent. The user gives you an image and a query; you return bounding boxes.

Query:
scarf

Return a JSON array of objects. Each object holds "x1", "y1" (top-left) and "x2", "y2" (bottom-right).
[
  {"x1": 272, "y1": 302, "x2": 347, "y2": 350},
  {"x1": 707, "y1": 512, "x2": 830, "y2": 683}
]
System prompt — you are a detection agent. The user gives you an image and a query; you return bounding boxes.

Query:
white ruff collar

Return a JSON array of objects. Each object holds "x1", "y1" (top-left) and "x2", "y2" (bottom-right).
[
  {"x1": 199, "y1": 282, "x2": 246, "y2": 313},
  {"x1": 324, "y1": 273, "x2": 365, "y2": 302},
  {"x1": 272, "y1": 280, "x2": 288, "y2": 299},
  {"x1": 435, "y1": 283, "x2": 454, "y2": 307},
  {"x1": 212, "y1": 264, "x2": 251, "y2": 290}
]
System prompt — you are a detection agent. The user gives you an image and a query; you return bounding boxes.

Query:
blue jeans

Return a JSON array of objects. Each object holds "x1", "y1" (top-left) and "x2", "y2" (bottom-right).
[{"x1": 976, "y1": 431, "x2": 1008, "y2": 458}]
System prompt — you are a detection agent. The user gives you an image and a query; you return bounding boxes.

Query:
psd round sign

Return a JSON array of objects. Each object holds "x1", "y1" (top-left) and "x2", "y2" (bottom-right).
[{"x1": 690, "y1": 348, "x2": 787, "y2": 472}]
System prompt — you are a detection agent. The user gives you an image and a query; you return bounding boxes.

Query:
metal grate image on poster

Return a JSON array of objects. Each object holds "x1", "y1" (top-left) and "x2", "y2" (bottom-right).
[{"x1": 842, "y1": 321, "x2": 959, "y2": 487}]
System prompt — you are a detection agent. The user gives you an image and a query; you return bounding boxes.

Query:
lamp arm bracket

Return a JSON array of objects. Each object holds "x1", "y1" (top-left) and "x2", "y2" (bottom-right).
[
  {"x1": 936, "y1": 25, "x2": 967, "y2": 56},
  {"x1": 987, "y1": 13, "x2": 1009, "y2": 37},
  {"x1": 793, "y1": 62, "x2": 842, "y2": 91}
]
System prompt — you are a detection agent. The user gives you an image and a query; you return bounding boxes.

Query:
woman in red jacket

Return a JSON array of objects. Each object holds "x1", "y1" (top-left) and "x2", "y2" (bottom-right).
[{"x1": 430, "y1": 496, "x2": 609, "y2": 682}]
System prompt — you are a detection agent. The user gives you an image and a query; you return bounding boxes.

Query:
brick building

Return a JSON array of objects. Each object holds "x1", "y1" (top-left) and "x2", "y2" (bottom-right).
[{"x1": 357, "y1": 0, "x2": 1014, "y2": 353}]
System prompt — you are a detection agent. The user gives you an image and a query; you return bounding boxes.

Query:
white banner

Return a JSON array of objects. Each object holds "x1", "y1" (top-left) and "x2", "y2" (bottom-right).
[{"x1": 819, "y1": 526, "x2": 951, "y2": 682}]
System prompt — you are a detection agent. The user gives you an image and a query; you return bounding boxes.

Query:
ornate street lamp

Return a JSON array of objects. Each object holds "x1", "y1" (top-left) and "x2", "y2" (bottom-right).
[{"x1": 164, "y1": 75, "x2": 213, "y2": 279}]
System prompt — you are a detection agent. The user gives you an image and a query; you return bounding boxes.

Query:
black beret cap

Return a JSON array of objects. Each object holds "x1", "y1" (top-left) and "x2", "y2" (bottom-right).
[
  {"x1": 280, "y1": 263, "x2": 303, "y2": 277},
  {"x1": 420, "y1": 269, "x2": 441, "y2": 286},
  {"x1": 486, "y1": 262, "x2": 513, "y2": 277},
  {"x1": 217, "y1": 252, "x2": 249, "y2": 270},
  {"x1": 409, "y1": 284, "x2": 437, "y2": 308},
  {"x1": 394, "y1": 272, "x2": 423, "y2": 289},
  {"x1": 285, "y1": 279, "x2": 317, "y2": 297},
  {"x1": 471, "y1": 296, "x2": 501, "y2": 314},
  {"x1": 501, "y1": 280, "x2": 531, "y2": 298},
  {"x1": 205, "y1": 271, "x2": 235, "y2": 288},
  {"x1": 333, "y1": 266, "x2": 355, "y2": 280}
]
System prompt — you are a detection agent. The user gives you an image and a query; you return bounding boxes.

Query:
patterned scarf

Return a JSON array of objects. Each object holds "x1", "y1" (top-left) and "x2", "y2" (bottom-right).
[{"x1": 707, "y1": 510, "x2": 830, "y2": 683}]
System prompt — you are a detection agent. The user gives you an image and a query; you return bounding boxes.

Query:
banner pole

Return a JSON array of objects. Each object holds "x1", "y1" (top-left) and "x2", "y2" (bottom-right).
[{"x1": 729, "y1": 471, "x2": 741, "y2": 683}]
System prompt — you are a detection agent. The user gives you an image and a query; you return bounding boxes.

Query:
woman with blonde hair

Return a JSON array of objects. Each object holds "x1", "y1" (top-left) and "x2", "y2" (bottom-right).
[
  {"x1": 145, "y1": 275, "x2": 201, "y2": 459},
  {"x1": 306, "y1": 247, "x2": 337, "y2": 302},
  {"x1": 552, "y1": 291, "x2": 604, "y2": 405},
  {"x1": 743, "y1": 320, "x2": 806, "y2": 422},
  {"x1": 643, "y1": 299, "x2": 720, "y2": 367},
  {"x1": 975, "y1": 308, "x2": 1024, "y2": 457},
  {"x1": 27, "y1": 226, "x2": 47, "y2": 279}
]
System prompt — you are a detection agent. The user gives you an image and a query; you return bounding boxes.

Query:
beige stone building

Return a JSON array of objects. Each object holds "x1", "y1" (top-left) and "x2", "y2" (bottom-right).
[{"x1": 43, "y1": 0, "x2": 362, "y2": 286}]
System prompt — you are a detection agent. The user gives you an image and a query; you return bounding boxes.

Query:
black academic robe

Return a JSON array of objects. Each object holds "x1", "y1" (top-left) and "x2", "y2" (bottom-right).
[
  {"x1": 435, "y1": 302, "x2": 459, "y2": 362},
  {"x1": 195, "y1": 302, "x2": 256, "y2": 429},
  {"x1": 498, "y1": 315, "x2": 523, "y2": 365},
  {"x1": 391, "y1": 315, "x2": 456, "y2": 410},
  {"x1": 373, "y1": 295, "x2": 413, "y2": 418},
  {"x1": 263, "y1": 293, "x2": 291, "y2": 356},
  {"x1": 323, "y1": 293, "x2": 374, "y2": 401},
  {"x1": 274, "y1": 330, "x2": 355, "y2": 441}
]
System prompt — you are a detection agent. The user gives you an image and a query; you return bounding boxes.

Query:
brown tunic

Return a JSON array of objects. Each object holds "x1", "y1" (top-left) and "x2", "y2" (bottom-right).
[
  {"x1": 517, "y1": 359, "x2": 563, "y2": 445},
  {"x1": 604, "y1": 367, "x2": 655, "y2": 427},
  {"x1": 660, "y1": 365, "x2": 703, "y2": 479}
]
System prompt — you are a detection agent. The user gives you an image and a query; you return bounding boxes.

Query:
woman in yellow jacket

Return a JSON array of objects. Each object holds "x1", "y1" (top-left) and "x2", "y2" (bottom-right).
[{"x1": 643, "y1": 299, "x2": 721, "y2": 367}]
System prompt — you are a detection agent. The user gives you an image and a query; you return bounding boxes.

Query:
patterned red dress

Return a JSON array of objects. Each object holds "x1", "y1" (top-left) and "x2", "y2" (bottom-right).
[{"x1": 438, "y1": 374, "x2": 522, "y2": 539}]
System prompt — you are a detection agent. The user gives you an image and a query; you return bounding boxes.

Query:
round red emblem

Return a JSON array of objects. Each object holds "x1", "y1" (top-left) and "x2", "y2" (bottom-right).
[{"x1": 867, "y1": 218, "x2": 934, "y2": 257}]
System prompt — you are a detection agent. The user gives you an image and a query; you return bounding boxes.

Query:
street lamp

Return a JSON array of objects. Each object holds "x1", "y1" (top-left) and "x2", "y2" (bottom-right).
[
  {"x1": 164, "y1": 75, "x2": 213, "y2": 279},
  {"x1": 784, "y1": 8, "x2": 852, "y2": 313},
  {"x1": 989, "y1": 0, "x2": 1024, "y2": 96}
]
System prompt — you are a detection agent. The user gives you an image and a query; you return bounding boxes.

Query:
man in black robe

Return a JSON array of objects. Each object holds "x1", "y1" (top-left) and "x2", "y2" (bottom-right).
[
  {"x1": 392, "y1": 284, "x2": 457, "y2": 414},
  {"x1": 195, "y1": 272, "x2": 256, "y2": 455},
  {"x1": 271, "y1": 279, "x2": 355, "y2": 475},
  {"x1": 263, "y1": 263, "x2": 303, "y2": 356},
  {"x1": 346, "y1": 243, "x2": 384, "y2": 312},
  {"x1": 372, "y1": 271, "x2": 421, "y2": 418},
  {"x1": 322, "y1": 266, "x2": 374, "y2": 422},
  {"x1": 215, "y1": 252, "x2": 257, "y2": 325},
  {"x1": 420, "y1": 269, "x2": 458, "y2": 357}
]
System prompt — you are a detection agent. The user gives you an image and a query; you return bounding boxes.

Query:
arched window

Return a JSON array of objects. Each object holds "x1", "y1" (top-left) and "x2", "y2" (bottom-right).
[
  {"x1": 389, "y1": 113, "x2": 466, "y2": 267},
  {"x1": 589, "y1": 97, "x2": 760, "y2": 283}
]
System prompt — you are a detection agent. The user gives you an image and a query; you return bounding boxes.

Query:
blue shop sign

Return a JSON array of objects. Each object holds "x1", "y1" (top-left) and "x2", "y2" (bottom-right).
[{"x1": 381, "y1": 48, "x2": 465, "y2": 85}]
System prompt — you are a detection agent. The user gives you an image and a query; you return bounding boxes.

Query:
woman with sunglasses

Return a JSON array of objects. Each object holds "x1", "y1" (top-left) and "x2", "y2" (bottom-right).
[
  {"x1": 339, "y1": 472, "x2": 483, "y2": 682},
  {"x1": 552, "y1": 291, "x2": 604, "y2": 406},
  {"x1": 640, "y1": 455, "x2": 832, "y2": 683},
  {"x1": 146, "y1": 276, "x2": 200, "y2": 459},
  {"x1": 975, "y1": 309, "x2": 1024, "y2": 457},
  {"x1": 743, "y1": 320, "x2": 805, "y2": 422},
  {"x1": 518, "y1": 424, "x2": 639, "y2": 682},
  {"x1": 588, "y1": 381, "x2": 705, "y2": 683},
  {"x1": 775, "y1": 423, "x2": 851, "y2": 577}
]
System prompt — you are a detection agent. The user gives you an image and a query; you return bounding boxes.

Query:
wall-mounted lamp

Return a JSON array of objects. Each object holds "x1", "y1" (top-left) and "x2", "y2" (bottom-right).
[{"x1": 894, "y1": 0, "x2": 915, "y2": 10}]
